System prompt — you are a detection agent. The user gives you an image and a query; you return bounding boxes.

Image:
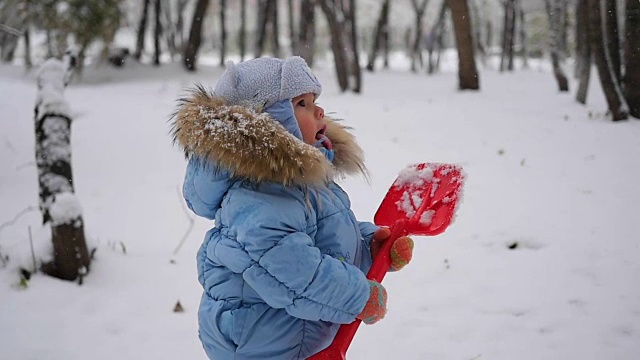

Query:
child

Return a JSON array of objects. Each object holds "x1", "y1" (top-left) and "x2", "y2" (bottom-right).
[{"x1": 172, "y1": 56, "x2": 414, "y2": 359}]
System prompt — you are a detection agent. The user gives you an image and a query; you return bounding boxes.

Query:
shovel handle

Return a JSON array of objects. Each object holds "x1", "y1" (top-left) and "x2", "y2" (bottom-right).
[{"x1": 309, "y1": 220, "x2": 406, "y2": 360}]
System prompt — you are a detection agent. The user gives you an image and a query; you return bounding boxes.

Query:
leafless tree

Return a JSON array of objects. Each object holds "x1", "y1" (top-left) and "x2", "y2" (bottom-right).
[
  {"x1": 545, "y1": 0, "x2": 569, "y2": 91},
  {"x1": 410, "y1": 0, "x2": 429, "y2": 72},
  {"x1": 239, "y1": 0, "x2": 247, "y2": 61},
  {"x1": 319, "y1": 0, "x2": 351, "y2": 91},
  {"x1": 517, "y1": 1, "x2": 527, "y2": 68},
  {"x1": 605, "y1": 0, "x2": 621, "y2": 81},
  {"x1": 296, "y1": 0, "x2": 316, "y2": 66},
  {"x1": 575, "y1": 0, "x2": 591, "y2": 104},
  {"x1": 448, "y1": 0, "x2": 479, "y2": 89},
  {"x1": 500, "y1": 0, "x2": 516, "y2": 71},
  {"x1": 219, "y1": 0, "x2": 227, "y2": 66},
  {"x1": 588, "y1": 0, "x2": 628, "y2": 120},
  {"x1": 623, "y1": 0, "x2": 640, "y2": 118},
  {"x1": 154, "y1": 0, "x2": 162, "y2": 66},
  {"x1": 255, "y1": 0, "x2": 280, "y2": 57},
  {"x1": 345, "y1": 0, "x2": 362, "y2": 92},
  {"x1": 135, "y1": 0, "x2": 151, "y2": 61},
  {"x1": 429, "y1": 0, "x2": 449, "y2": 74},
  {"x1": 287, "y1": 0, "x2": 296, "y2": 55},
  {"x1": 183, "y1": 0, "x2": 210, "y2": 71},
  {"x1": 366, "y1": 0, "x2": 390, "y2": 72}
]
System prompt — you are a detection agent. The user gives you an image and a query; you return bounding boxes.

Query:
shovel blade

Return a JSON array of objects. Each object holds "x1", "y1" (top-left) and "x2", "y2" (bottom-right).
[{"x1": 374, "y1": 163, "x2": 464, "y2": 236}]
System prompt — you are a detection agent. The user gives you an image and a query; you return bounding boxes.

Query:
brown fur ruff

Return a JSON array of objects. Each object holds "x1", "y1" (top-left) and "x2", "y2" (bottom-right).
[{"x1": 171, "y1": 85, "x2": 368, "y2": 187}]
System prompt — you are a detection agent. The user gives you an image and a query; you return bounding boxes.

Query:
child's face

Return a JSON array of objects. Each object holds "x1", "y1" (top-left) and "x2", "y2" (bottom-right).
[{"x1": 292, "y1": 93, "x2": 327, "y2": 147}]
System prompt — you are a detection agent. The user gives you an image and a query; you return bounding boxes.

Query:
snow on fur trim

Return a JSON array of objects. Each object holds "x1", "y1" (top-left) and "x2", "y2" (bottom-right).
[{"x1": 171, "y1": 85, "x2": 367, "y2": 187}]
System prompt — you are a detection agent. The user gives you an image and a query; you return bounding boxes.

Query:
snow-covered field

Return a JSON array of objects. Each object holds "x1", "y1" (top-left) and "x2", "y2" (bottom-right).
[{"x1": 1, "y1": 55, "x2": 639, "y2": 360}]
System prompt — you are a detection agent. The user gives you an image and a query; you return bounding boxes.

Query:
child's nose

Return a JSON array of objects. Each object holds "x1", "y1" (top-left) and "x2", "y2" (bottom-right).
[{"x1": 315, "y1": 106, "x2": 325, "y2": 120}]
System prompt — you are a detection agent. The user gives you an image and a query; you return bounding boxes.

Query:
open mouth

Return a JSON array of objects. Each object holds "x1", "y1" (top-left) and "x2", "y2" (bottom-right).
[{"x1": 315, "y1": 125, "x2": 333, "y2": 150}]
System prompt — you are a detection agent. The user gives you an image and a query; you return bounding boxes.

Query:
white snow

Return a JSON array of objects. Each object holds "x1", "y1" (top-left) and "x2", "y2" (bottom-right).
[
  {"x1": 1, "y1": 54, "x2": 639, "y2": 360},
  {"x1": 48, "y1": 192, "x2": 83, "y2": 226}
]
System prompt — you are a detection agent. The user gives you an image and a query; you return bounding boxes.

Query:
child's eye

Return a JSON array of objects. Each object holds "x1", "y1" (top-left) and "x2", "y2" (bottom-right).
[{"x1": 296, "y1": 99, "x2": 306, "y2": 107}]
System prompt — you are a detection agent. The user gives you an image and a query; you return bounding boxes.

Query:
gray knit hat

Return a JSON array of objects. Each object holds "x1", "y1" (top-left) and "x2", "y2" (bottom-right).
[{"x1": 213, "y1": 56, "x2": 322, "y2": 110}]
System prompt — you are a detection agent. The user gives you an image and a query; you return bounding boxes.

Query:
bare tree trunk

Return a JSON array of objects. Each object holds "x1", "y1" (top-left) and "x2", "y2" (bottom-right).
[
  {"x1": 624, "y1": 0, "x2": 640, "y2": 118},
  {"x1": 411, "y1": 0, "x2": 429, "y2": 73},
  {"x1": 176, "y1": 0, "x2": 188, "y2": 54},
  {"x1": 269, "y1": 0, "x2": 281, "y2": 58},
  {"x1": 469, "y1": 0, "x2": 486, "y2": 67},
  {"x1": 366, "y1": 0, "x2": 390, "y2": 72},
  {"x1": 296, "y1": 0, "x2": 316, "y2": 66},
  {"x1": 154, "y1": 0, "x2": 162, "y2": 66},
  {"x1": 35, "y1": 55, "x2": 91, "y2": 282},
  {"x1": 545, "y1": 0, "x2": 569, "y2": 91},
  {"x1": 605, "y1": 0, "x2": 621, "y2": 81},
  {"x1": 346, "y1": 0, "x2": 361, "y2": 93},
  {"x1": 517, "y1": 1, "x2": 528, "y2": 68},
  {"x1": 135, "y1": 0, "x2": 151, "y2": 61},
  {"x1": 382, "y1": 17, "x2": 390, "y2": 68},
  {"x1": 588, "y1": 0, "x2": 628, "y2": 120},
  {"x1": 448, "y1": 0, "x2": 479, "y2": 90},
  {"x1": 183, "y1": 0, "x2": 210, "y2": 71},
  {"x1": 507, "y1": 0, "x2": 516, "y2": 70},
  {"x1": 500, "y1": 0, "x2": 516, "y2": 71},
  {"x1": 255, "y1": 0, "x2": 268, "y2": 57},
  {"x1": 239, "y1": 0, "x2": 246, "y2": 61},
  {"x1": 23, "y1": 26, "x2": 31, "y2": 69},
  {"x1": 432, "y1": 0, "x2": 449, "y2": 74},
  {"x1": 575, "y1": 0, "x2": 591, "y2": 104},
  {"x1": 219, "y1": 0, "x2": 227, "y2": 66},
  {"x1": 162, "y1": 1, "x2": 176, "y2": 57},
  {"x1": 319, "y1": 0, "x2": 350, "y2": 92},
  {"x1": 288, "y1": 0, "x2": 296, "y2": 55}
]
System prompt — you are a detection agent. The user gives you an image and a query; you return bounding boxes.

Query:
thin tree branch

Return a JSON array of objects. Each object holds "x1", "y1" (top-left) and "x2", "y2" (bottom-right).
[
  {"x1": 0, "y1": 206, "x2": 38, "y2": 241},
  {"x1": 172, "y1": 186, "x2": 195, "y2": 257}
]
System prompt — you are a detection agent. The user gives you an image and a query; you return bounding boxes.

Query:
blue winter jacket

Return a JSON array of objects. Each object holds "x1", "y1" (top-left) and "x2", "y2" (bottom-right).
[{"x1": 172, "y1": 88, "x2": 378, "y2": 359}]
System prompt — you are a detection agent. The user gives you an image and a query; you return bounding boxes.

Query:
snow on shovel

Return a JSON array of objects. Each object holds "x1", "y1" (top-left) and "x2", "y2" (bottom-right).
[{"x1": 310, "y1": 163, "x2": 465, "y2": 360}]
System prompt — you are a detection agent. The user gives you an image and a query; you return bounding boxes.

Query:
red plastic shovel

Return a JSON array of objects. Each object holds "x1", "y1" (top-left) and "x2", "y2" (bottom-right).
[{"x1": 309, "y1": 163, "x2": 465, "y2": 360}]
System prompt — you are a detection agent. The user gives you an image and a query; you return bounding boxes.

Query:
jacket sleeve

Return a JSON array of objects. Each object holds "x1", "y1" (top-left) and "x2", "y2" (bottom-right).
[
  {"x1": 219, "y1": 186, "x2": 370, "y2": 324},
  {"x1": 356, "y1": 221, "x2": 379, "y2": 274}
]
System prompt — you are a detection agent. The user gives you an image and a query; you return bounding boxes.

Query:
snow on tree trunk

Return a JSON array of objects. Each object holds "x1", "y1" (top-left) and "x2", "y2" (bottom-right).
[
  {"x1": 35, "y1": 57, "x2": 91, "y2": 281},
  {"x1": 588, "y1": 0, "x2": 629, "y2": 120},
  {"x1": 624, "y1": 0, "x2": 640, "y2": 118},
  {"x1": 545, "y1": 0, "x2": 569, "y2": 91},
  {"x1": 448, "y1": 0, "x2": 480, "y2": 90}
]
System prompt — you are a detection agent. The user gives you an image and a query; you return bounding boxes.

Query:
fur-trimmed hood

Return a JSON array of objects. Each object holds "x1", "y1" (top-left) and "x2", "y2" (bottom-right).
[{"x1": 171, "y1": 85, "x2": 367, "y2": 187}]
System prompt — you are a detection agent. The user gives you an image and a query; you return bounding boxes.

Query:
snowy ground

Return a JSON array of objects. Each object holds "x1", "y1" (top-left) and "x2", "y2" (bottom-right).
[{"x1": 1, "y1": 55, "x2": 639, "y2": 360}]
